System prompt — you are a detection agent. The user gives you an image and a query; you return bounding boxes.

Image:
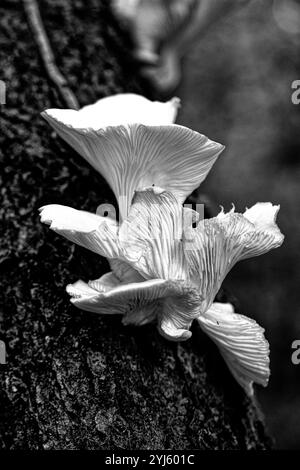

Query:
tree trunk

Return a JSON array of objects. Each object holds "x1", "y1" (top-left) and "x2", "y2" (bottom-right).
[{"x1": 0, "y1": 0, "x2": 271, "y2": 450}]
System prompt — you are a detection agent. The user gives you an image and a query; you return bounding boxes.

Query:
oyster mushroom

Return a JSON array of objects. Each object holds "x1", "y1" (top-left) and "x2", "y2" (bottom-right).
[{"x1": 39, "y1": 93, "x2": 284, "y2": 395}]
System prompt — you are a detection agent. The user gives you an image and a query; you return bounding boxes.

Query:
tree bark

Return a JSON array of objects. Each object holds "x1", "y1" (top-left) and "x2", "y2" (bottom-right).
[{"x1": 0, "y1": 0, "x2": 271, "y2": 449}]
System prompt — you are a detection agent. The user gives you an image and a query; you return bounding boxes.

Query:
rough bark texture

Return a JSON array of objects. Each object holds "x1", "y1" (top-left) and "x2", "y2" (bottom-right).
[{"x1": 0, "y1": 0, "x2": 271, "y2": 450}]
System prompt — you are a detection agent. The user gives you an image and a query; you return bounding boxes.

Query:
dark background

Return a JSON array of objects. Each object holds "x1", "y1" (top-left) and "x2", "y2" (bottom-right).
[{"x1": 177, "y1": 0, "x2": 300, "y2": 449}]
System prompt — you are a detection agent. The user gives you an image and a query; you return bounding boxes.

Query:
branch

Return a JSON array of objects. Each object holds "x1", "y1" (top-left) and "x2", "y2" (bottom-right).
[{"x1": 23, "y1": 0, "x2": 79, "y2": 110}]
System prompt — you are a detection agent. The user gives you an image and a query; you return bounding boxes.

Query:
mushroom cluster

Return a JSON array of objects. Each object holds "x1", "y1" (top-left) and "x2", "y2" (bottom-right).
[{"x1": 39, "y1": 94, "x2": 284, "y2": 395}]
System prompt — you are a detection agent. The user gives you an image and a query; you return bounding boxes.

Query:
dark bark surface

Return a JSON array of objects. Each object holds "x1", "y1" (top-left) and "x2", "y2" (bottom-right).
[{"x1": 0, "y1": 0, "x2": 271, "y2": 449}]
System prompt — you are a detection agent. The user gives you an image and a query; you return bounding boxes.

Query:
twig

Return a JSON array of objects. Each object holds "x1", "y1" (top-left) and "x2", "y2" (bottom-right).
[{"x1": 23, "y1": 0, "x2": 79, "y2": 110}]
